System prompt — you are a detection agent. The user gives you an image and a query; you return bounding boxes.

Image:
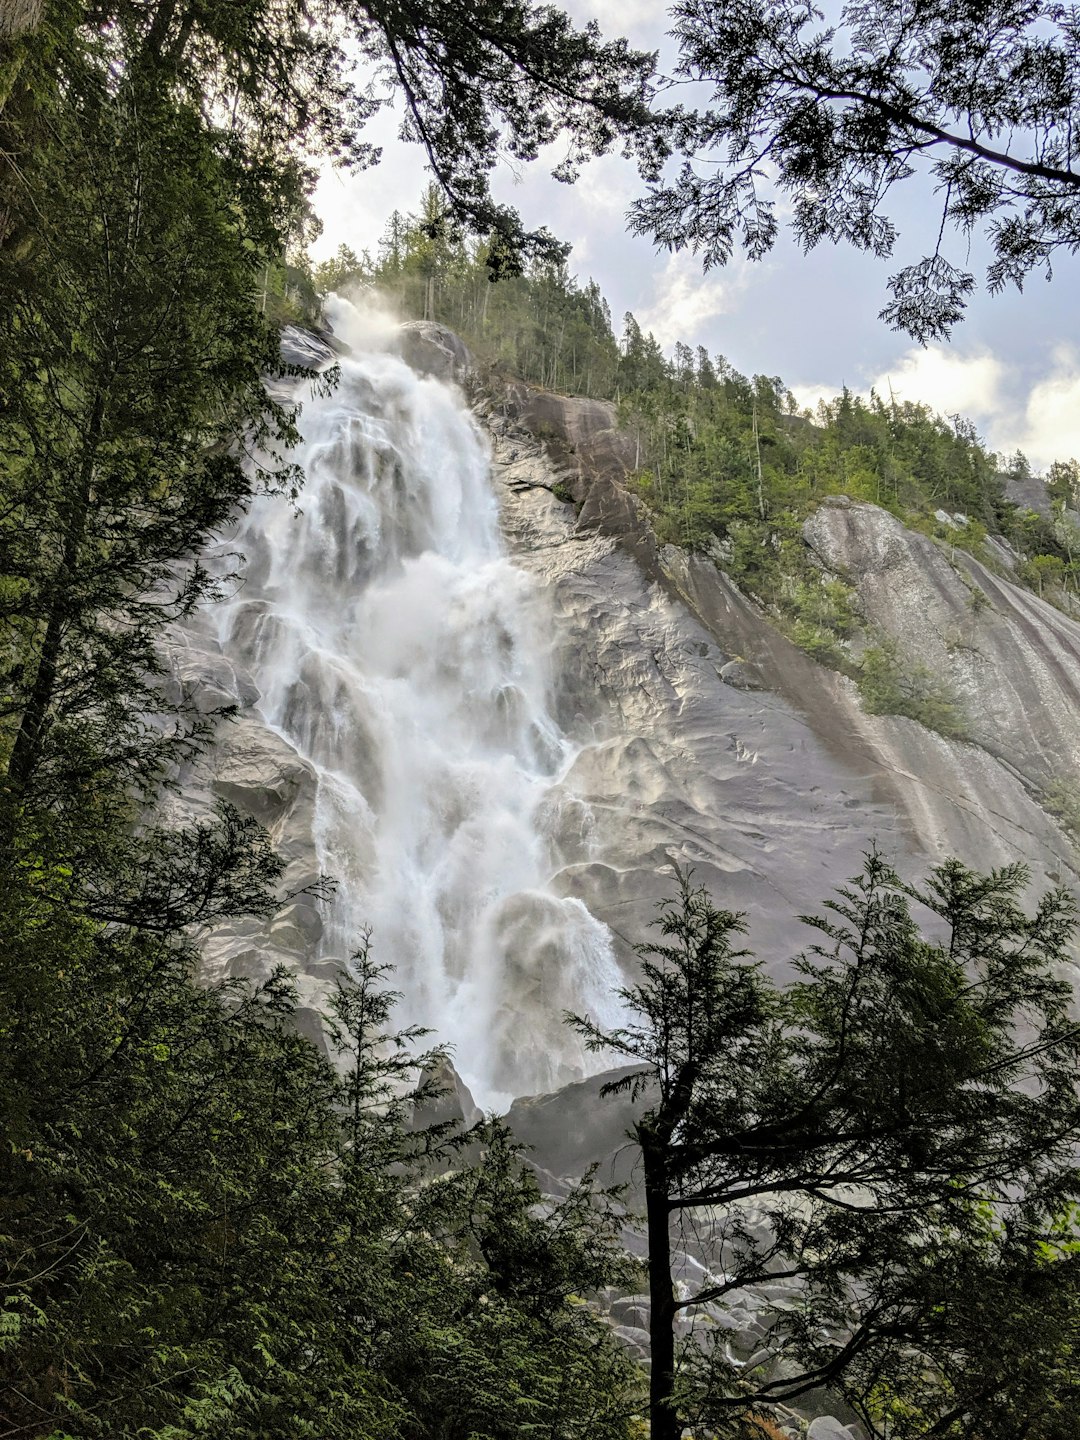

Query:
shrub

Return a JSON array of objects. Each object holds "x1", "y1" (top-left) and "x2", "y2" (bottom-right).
[
  {"x1": 1042, "y1": 775, "x2": 1080, "y2": 847},
  {"x1": 857, "y1": 638, "x2": 968, "y2": 739}
]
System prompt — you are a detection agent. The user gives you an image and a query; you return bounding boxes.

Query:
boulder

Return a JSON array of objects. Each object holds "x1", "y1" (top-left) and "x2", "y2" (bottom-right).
[
  {"x1": 210, "y1": 718, "x2": 317, "y2": 828},
  {"x1": 808, "y1": 1419, "x2": 861, "y2": 1440},
  {"x1": 396, "y1": 320, "x2": 473, "y2": 383},
  {"x1": 506, "y1": 1065, "x2": 649, "y2": 1186}
]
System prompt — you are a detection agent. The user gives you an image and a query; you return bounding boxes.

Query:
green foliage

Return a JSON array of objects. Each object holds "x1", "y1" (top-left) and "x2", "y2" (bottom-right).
[
  {"x1": 571, "y1": 853, "x2": 1080, "y2": 1440},
  {"x1": 1042, "y1": 776, "x2": 1080, "y2": 848},
  {"x1": 857, "y1": 637, "x2": 969, "y2": 739},
  {"x1": 0, "y1": 888, "x2": 640, "y2": 1439},
  {"x1": 630, "y1": 1, "x2": 1080, "y2": 341},
  {"x1": 0, "y1": 6, "x2": 659, "y2": 1438},
  {"x1": 1018, "y1": 552, "x2": 1068, "y2": 597}
]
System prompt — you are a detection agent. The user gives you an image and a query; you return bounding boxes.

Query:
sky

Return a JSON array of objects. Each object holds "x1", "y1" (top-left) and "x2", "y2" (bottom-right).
[{"x1": 311, "y1": 1, "x2": 1080, "y2": 472}]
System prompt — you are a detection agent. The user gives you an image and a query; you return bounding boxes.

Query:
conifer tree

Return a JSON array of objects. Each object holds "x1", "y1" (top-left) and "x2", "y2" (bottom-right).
[{"x1": 570, "y1": 854, "x2": 1080, "y2": 1438}]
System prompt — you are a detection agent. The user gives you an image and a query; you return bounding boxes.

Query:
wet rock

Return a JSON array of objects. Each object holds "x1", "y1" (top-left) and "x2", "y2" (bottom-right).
[
  {"x1": 279, "y1": 324, "x2": 339, "y2": 373},
  {"x1": 396, "y1": 320, "x2": 473, "y2": 383},
  {"x1": 269, "y1": 900, "x2": 324, "y2": 954},
  {"x1": 410, "y1": 1056, "x2": 483, "y2": 1132},
  {"x1": 211, "y1": 719, "x2": 317, "y2": 828}
]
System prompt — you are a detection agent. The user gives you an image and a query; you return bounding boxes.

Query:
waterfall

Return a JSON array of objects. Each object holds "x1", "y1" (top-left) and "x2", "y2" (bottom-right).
[{"x1": 216, "y1": 299, "x2": 623, "y2": 1108}]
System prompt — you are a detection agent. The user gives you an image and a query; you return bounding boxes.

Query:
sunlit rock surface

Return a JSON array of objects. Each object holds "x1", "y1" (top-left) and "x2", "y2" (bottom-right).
[{"x1": 487, "y1": 388, "x2": 1080, "y2": 992}]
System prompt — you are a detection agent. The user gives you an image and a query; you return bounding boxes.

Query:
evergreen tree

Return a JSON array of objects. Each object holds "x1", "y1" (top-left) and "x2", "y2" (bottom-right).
[{"x1": 569, "y1": 854, "x2": 1080, "y2": 1439}]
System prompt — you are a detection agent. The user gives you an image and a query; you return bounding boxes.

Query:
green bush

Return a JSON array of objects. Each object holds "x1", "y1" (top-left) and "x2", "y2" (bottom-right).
[
  {"x1": 857, "y1": 638, "x2": 968, "y2": 739},
  {"x1": 1042, "y1": 775, "x2": 1080, "y2": 846}
]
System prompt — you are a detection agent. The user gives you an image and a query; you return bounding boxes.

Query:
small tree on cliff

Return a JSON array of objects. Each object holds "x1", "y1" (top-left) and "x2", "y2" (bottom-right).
[{"x1": 569, "y1": 853, "x2": 1080, "y2": 1438}]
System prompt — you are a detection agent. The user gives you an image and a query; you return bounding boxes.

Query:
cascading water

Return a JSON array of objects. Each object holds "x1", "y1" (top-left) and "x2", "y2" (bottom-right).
[{"x1": 217, "y1": 299, "x2": 623, "y2": 1107}]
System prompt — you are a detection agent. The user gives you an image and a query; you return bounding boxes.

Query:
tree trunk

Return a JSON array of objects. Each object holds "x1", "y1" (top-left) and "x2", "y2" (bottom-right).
[
  {"x1": 8, "y1": 391, "x2": 105, "y2": 787},
  {"x1": 0, "y1": 0, "x2": 45, "y2": 38},
  {"x1": 752, "y1": 397, "x2": 766, "y2": 521},
  {"x1": 642, "y1": 1130, "x2": 680, "y2": 1440}
]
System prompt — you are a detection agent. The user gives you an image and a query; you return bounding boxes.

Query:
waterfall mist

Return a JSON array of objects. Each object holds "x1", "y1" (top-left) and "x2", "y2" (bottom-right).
[{"x1": 217, "y1": 299, "x2": 623, "y2": 1107}]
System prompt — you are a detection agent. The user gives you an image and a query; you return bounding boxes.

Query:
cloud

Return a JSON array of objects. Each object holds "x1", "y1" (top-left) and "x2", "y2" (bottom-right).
[
  {"x1": 637, "y1": 252, "x2": 747, "y2": 348},
  {"x1": 1014, "y1": 346, "x2": 1080, "y2": 468},
  {"x1": 789, "y1": 381, "x2": 845, "y2": 416},
  {"x1": 790, "y1": 342, "x2": 1080, "y2": 471},
  {"x1": 569, "y1": 0, "x2": 659, "y2": 36},
  {"x1": 869, "y1": 346, "x2": 1007, "y2": 420},
  {"x1": 871, "y1": 345, "x2": 1080, "y2": 468},
  {"x1": 791, "y1": 344, "x2": 1009, "y2": 440},
  {"x1": 792, "y1": 346, "x2": 1007, "y2": 426}
]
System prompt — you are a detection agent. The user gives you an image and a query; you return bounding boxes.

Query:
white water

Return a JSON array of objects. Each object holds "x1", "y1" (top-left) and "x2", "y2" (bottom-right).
[{"x1": 217, "y1": 300, "x2": 623, "y2": 1107}]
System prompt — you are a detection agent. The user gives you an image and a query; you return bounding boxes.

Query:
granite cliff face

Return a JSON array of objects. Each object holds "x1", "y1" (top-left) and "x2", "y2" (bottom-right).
[
  {"x1": 483, "y1": 382, "x2": 1080, "y2": 1000},
  {"x1": 167, "y1": 320, "x2": 1080, "y2": 1100}
]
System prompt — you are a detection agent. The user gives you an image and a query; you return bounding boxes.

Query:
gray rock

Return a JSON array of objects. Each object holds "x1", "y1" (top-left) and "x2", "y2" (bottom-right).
[
  {"x1": 211, "y1": 719, "x2": 317, "y2": 828},
  {"x1": 609, "y1": 1295, "x2": 650, "y2": 1328},
  {"x1": 1004, "y1": 465, "x2": 1053, "y2": 517},
  {"x1": 808, "y1": 1419, "x2": 860, "y2": 1440},
  {"x1": 278, "y1": 324, "x2": 339, "y2": 373},
  {"x1": 719, "y1": 658, "x2": 765, "y2": 690},
  {"x1": 494, "y1": 423, "x2": 1079, "y2": 1008},
  {"x1": 269, "y1": 900, "x2": 324, "y2": 954},
  {"x1": 396, "y1": 320, "x2": 473, "y2": 383},
  {"x1": 803, "y1": 498, "x2": 1080, "y2": 788},
  {"x1": 410, "y1": 1056, "x2": 483, "y2": 1133},
  {"x1": 506, "y1": 1066, "x2": 650, "y2": 1186},
  {"x1": 611, "y1": 1324, "x2": 651, "y2": 1356}
]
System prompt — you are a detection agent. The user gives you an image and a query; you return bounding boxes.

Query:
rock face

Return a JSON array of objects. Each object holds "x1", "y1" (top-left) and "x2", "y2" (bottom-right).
[
  {"x1": 803, "y1": 499, "x2": 1080, "y2": 787},
  {"x1": 395, "y1": 319, "x2": 473, "y2": 383},
  {"x1": 483, "y1": 390, "x2": 1080, "y2": 998},
  {"x1": 163, "y1": 614, "x2": 333, "y2": 1044},
  {"x1": 506, "y1": 1066, "x2": 648, "y2": 1190}
]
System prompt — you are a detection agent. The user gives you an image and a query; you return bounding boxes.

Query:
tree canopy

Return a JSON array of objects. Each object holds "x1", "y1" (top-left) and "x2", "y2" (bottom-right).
[{"x1": 633, "y1": 0, "x2": 1080, "y2": 340}]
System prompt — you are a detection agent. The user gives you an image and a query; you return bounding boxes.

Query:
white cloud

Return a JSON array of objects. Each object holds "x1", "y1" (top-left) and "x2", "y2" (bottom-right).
[
  {"x1": 869, "y1": 345, "x2": 1080, "y2": 468},
  {"x1": 568, "y1": 0, "x2": 659, "y2": 35},
  {"x1": 637, "y1": 252, "x2": 748, "y2": 348},
  {"x1": 1013, "y1": 345, "x2": 1080, "y2": 468},
  {"x1": 870, "y1": 346, "x2": 1007, "y2": 420},
  {"x1": 789, "y1": 381, "x2": 844, "y2": 415},
  {"x1": 790, "y1": 342, "x2": 1080, "y2": 471},
  {"x1": 793, "y1": 346, "x2": 1007, "y2": 427}
]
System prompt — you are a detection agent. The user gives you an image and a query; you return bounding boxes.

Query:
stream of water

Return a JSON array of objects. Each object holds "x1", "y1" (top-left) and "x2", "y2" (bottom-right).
[{"x1": 216, "y1": 300, "x2": 622, "y2": 1107}]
